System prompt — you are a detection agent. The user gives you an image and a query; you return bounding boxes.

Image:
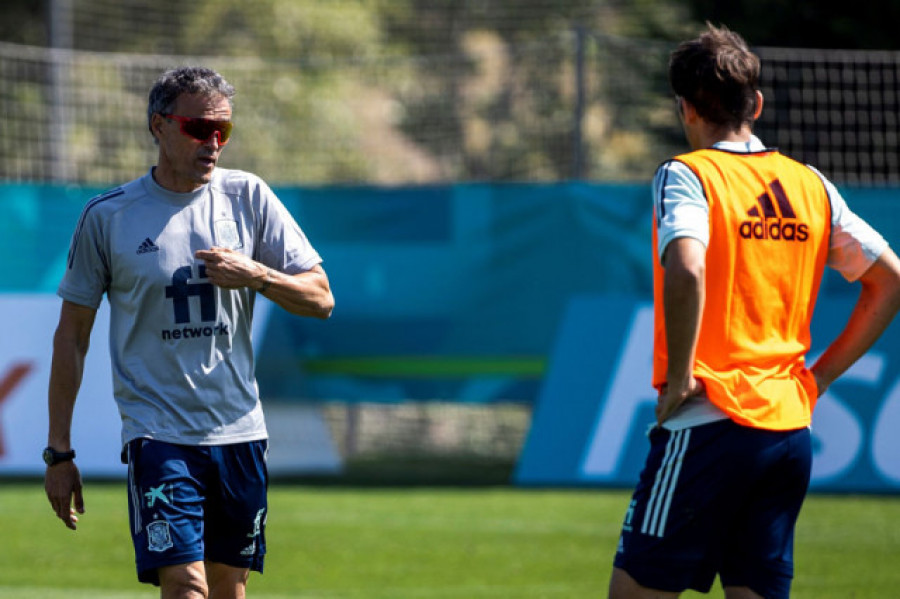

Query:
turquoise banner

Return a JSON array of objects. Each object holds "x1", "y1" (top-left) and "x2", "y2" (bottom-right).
[
  {"x1": 1, "y1": 182, "x2": 897, "y2": 405},
  {"x1": 515, "y1": 295, "x2": 900, "y2": 492},
  {"x1": 3, "y1": 181, "x2": 898, "y2": 489}
]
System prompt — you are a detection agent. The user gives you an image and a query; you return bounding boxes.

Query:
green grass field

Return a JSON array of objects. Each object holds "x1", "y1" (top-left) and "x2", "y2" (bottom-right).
[{"x1": 1, "y1": 482, "x2": 898, "y2": 598}]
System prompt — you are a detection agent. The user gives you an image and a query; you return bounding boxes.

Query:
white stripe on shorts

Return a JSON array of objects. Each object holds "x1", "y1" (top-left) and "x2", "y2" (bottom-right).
[
  {"x1": 127, "y1": 444, "x2": 142, "y2": 535},
  {"x1": 640, "y1": 428, "x2": 691, "y2": 538}
]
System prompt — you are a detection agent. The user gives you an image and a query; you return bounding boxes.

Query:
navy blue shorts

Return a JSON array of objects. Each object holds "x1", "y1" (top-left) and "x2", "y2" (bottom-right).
[
  {"x1": 613, "y1": 419, "x2": 811, "y2": 598},
  {"x1": 125, "y1": 438, "x2": 269, "y2": 585}
]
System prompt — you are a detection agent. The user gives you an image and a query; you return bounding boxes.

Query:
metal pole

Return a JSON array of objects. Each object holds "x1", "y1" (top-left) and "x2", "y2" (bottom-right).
[{"x1": 48, "y1": 0, "x2": 73, "y2": 181}]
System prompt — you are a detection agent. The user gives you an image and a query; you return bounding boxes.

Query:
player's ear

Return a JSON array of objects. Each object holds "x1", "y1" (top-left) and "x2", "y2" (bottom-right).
[
  {"x1": 679, "y1": 98, "x2": 700, "y2": 124},
  {"x1": 753, "y1": 90, "x2": 764, "y2": 120}
]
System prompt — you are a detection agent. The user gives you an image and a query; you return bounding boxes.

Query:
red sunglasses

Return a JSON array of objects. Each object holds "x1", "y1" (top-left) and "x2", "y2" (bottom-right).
[{"x1": 162, "y1": 114, "x2": 233, "y2": 145}]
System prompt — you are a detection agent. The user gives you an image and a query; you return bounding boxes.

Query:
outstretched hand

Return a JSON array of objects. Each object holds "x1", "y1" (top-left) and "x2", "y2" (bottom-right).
[{"x1": 45, "y1": 461, "x2": 84, "y2": 530}]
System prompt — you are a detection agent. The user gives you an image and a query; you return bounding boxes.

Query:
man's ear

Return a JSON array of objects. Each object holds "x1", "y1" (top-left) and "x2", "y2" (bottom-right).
[
  {"x1": 679, "y1": 98, "x2": 700, "y2": 124},
  {"x1": 753, "y1": 90, "x2": 764, "y2": 120},
  {"x1": 150, "y1": 113, "x2": 165, "y2": 142}
]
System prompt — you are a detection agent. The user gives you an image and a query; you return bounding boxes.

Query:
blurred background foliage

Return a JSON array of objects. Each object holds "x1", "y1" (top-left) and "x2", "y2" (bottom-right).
[{"x1": 0, "y1": 1, "x2": 893, "y2": 185}]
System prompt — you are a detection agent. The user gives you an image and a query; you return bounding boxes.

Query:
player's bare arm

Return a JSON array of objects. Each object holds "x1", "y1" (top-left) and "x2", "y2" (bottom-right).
[
  {"x1": 811, "y1": 248, "x2": 900, "y2": 396},
  {"x1": 195, "y1": 247, "x2": 334, "y2": 319},
  {"x1": 658, "y1": 236, "x2": 707, "y2": 425},
  {"x1": 45, "y1": 300, "x2": 96, "y2": 530}
]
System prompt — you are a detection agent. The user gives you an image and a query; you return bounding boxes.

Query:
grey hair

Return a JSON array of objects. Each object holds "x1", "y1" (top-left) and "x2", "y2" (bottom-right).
[{"x1": 147, "y1": 66, "x2": 235, "y2": 141}]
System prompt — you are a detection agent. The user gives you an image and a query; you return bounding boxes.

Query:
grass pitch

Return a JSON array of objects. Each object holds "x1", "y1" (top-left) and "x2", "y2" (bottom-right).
[{"x1": 1, "y1": 482, "x2": 898, "y2": 598}]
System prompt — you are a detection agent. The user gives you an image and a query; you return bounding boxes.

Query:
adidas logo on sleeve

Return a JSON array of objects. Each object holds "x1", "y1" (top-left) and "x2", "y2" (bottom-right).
[{"x1": 136, "y1": 238, "x2": 160, "y2": 254}]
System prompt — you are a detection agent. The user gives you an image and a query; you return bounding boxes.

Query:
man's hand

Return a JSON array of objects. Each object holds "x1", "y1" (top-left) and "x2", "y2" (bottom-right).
[
  {"x1": 656, "y1": 377, "x2": 706, "y2": 427},
  {"x1": 195, "y1": 247, "x2": 266, "y2": 290},
  {"x1": 45, "y1": 461, "x2": 84, "y2": 530}
]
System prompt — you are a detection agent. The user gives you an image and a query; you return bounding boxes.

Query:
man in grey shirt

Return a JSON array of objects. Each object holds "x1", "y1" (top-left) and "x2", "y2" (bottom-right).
[{"x1": 44, "y1": 66, "x2": 334, "y2": 599}]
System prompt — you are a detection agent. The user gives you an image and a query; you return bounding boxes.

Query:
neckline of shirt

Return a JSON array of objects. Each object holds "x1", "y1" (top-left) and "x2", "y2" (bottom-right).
[
  {"x1": 143, "y1": 167, "x2": 211, "y2": 205},
  {"x1": 711, "y1": 135, "x2": 767, "y2": 153}
]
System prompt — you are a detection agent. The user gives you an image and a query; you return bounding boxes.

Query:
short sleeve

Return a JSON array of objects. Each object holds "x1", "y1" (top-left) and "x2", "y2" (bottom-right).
[
  {"x1": 255, "y1": 180, "x2": 322, "y2": 275},
  {"x1": 808, "y1": 166, "x2": 888, "y2": 281},
  {"x1": 57, "y1": 199, "x2": 111, "y2": 308},
  {"x1": 654, "y1": 160, "x2": 710, "y2": 263}
]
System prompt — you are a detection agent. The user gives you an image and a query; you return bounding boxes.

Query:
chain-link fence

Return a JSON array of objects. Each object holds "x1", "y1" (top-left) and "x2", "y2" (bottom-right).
[
  {"x1": 5, "y1": 32, "x2": 899, "y2": 186},
  {"x1": 3, "y1": 32, "x2": 668, "y2": 185}
]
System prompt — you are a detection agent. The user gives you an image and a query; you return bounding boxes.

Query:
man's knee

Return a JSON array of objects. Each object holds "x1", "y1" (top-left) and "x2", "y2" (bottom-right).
[
  {"x1": 206, "y1": 562, "x2": 250, "y2": 599},
  {"x1": 159, "y1": 562, "x2": 209, "y2": 599}
]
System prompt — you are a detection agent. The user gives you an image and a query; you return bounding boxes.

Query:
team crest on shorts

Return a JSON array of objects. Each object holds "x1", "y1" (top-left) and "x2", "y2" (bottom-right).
[{"x1": 147, "y1": 521, "x2": 173, "y2": 552}]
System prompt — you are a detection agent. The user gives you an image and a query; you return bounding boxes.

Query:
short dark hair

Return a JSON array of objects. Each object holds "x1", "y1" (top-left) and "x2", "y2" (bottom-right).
[
  {"x1": 669, "y1": 23, "x2": 760, "y2": 130},
  {"x1": 147, "y1": 66, "x2": 235, "y2": 137}
]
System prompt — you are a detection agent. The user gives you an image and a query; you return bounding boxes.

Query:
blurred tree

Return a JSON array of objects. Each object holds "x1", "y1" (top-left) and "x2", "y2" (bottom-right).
[
  {"x1": 377, "y1": 0, "x2": 701, "y2": 181},
  {"x1": 174, "y1": 1, "x2": 391, "y2": 183},
  {"x1": 381, "y1": 0, "x2": 603, "y2": 180},
  {"x1": 180, "y1": 0, "x2": 385, "y2": 59},
  {"x1": 0, "y1": 0, "x2": 704, "y2": 183}
]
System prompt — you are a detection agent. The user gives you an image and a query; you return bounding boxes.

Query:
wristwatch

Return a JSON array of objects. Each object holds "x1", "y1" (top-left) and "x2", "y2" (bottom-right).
[
  {"x1": 258, "y1": 269, "x2": 273, "y2": 293},
  {"x1": 43, "y1": 446, "x2": 76, "y2": 466}
]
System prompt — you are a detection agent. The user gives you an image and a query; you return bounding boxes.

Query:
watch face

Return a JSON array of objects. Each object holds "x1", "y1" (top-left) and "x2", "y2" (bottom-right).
[{"x1": 43, "y1": 447, "x2": 74, "y2": 466}]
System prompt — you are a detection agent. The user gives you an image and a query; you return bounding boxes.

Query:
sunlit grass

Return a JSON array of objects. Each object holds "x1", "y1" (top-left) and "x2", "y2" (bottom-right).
[{"x1": 2, "y1": 482, "x2": 898, "y2": 598}]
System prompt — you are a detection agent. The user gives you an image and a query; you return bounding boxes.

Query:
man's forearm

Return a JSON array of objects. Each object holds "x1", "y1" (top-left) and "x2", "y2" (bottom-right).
[
  {"x1": 47, "y1": 333, "x2": 88, "y2": 449},
  {"x1": 663, "y1": 240, "x2": 706, "y2": 392},
  {"x1": 195, "y1": 247, "x2": 334, "y2": 319},
  {"x1": 258, "y1": 267, "x2": 334, "y2": 319},
  {"x1": 812, "y1": 250, "x2": 900, "y2": 394},
  {"x1": 47, "y1": 302, "x2": 95, "y2": 449}
]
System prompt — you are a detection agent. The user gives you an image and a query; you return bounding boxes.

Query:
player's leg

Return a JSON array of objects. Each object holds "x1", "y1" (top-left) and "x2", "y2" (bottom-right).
[
  {"x1": 719, "y1": 427, "x2": 812, "y2": 599},
  {"x1": 203, "y1": 441, "x2": 269, "y2": 590},
  {"x1": 609, "y1": 566, "x2": 681, "y2": 598},
  {"x1": 612, "y1": 422, "x2": 739, "y2": 596},
  {"x1": 206, "y1": 561, "x2": 250, "y2": 599},
  {"x1": 158, "y1": 561, "x2": 208, "y2": 599},
  {"x1": 126, "y1": 440, "x2": 211, "y2": 589}
]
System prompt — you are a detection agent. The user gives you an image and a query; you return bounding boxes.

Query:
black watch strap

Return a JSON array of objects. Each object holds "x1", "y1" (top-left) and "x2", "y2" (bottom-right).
[{"x1": 43, "y1": 446, "x2": 76, "y2": 466}]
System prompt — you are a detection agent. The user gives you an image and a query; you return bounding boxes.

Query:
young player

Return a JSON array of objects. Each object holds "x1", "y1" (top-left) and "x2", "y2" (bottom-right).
[{"x1": 609, "y1": 23, "x2": 900, "y2": 599}]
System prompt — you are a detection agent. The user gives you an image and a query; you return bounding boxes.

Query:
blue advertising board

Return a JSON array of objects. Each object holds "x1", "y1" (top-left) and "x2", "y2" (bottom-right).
[
  {"x1": 2, "y1": 181, "x2": 898, "y2": 489},
  {"x1": 515, "y1": 295, "x2": 900, "y2": 492}
]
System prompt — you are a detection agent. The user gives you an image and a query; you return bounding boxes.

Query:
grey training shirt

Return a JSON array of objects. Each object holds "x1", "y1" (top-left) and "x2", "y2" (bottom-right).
[{"x1": 59, "y1": 167, "x2": 322, "y2": 447}]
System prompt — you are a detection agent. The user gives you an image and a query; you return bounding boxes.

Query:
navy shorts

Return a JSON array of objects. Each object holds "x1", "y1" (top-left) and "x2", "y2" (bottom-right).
[
  {"x1": 613, "y1": 419, "x2": 811, "y2": 598},
  {"x1": 125, "y1": 438, "x2": 269, "y2": 585}
]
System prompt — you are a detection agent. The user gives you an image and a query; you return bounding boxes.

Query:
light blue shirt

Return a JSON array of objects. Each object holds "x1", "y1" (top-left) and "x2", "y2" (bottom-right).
[{"x1": 59, "y1": 168, "x2": 322, "y2": 446}]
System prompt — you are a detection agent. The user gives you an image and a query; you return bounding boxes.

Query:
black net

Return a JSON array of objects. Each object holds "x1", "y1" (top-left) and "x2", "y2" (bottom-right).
[{"x1": 756, "y1": 46, "x2": 900, "y2": 185}]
